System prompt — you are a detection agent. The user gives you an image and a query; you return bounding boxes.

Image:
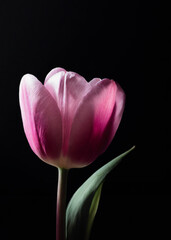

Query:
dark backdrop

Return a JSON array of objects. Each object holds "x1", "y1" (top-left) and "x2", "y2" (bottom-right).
[{"x1": 0, "y1": 0, "x2": 169, "y2": 240}]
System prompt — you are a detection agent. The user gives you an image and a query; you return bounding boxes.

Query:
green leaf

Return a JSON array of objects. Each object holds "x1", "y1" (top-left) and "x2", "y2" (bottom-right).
[
  {"x1": 85, "y1": 183, "x2": 103, "y2": 240},
  {"x1": 66, "y1": 146, "x2": 135, "y2": 240}
]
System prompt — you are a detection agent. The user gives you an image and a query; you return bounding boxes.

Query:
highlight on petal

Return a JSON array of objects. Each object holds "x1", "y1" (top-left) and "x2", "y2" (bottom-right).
[
  {"x1": 68, "y1": 79, "x2": 123, "y2": 168},
  {"x1": 44, "y1": 67, "x2": 66, "y2": 84},
  {"x1": 45, "y1": 71, "x2": 91, "y2": 156},
  {"x1": 19, "y1": 74, "x2": 62, "y2": 166}
]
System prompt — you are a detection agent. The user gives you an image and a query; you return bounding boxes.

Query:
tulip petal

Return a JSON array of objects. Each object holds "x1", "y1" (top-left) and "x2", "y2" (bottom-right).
[
  {"x1": 68, "y1": 79, "x2": 122, "y2": 168},
  {"x1": 96, "y1": 82, "x2": 126, "y2": 153},
  {"x1": 19, "y1": 74, "x2": 62, "y2": 166},
  {"x1": 45, "y1": 71, "x2": 91, "y2": 155},
  {"x1": 89, "y1": 78, "x2": 101, "y2": 86},
  {"x1": 112, "y1": 82, "x2": 126, "y2": 137},
  {"x1": 44, "y1": 67, "x2": 66, "y2": 84}
]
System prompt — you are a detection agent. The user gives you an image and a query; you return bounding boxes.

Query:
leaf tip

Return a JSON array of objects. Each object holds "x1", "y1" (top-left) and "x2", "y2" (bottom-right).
[{"x1": 131, "y1": 145, "x2": 136, "y2": 150}]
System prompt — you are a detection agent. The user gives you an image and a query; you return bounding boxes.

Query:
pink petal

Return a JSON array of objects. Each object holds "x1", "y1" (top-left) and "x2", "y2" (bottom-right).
[
  {"x1": 19, "y1": 74, "x2": 62, "y2": 166},
  {"x1": 44, "y1": 67, "x2": 66, "y2": 84},
  {"x1": 68, "y1": 79, "x2": 121, "y2": 168},
  {"x1": 112, "y1": 82, "x2": 126, "y2": 137},
  {"x1": 89, "y1": 78, "x2": 101, "y2": 86},
  {"x1": 94, "y1": 82, "x2": 125, "y2": 154},
  {"x1": 45, "y1": 71, "x2": 91, "y2": 155}
]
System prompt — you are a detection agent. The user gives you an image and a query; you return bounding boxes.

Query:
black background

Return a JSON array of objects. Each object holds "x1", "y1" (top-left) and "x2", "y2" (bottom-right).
[{"x1": 0, "y1": 0, "x2": 169, "y2": 239}]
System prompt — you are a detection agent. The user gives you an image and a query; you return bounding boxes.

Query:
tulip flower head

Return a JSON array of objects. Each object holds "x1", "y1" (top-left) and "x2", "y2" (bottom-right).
[{"x1": 19, "y1": 67, "x2": 125, "y2": 169}]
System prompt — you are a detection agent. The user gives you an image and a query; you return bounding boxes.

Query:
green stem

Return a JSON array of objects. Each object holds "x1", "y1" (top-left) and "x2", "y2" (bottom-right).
[{"x1": 56, "y1": 168, "x2": 68, "y2": 240}]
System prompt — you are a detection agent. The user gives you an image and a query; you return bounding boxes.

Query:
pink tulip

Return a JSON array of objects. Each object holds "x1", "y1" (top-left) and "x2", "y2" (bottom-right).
[{"x1": 19, "y1": 67, "x2": 125, "y2": 169}]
